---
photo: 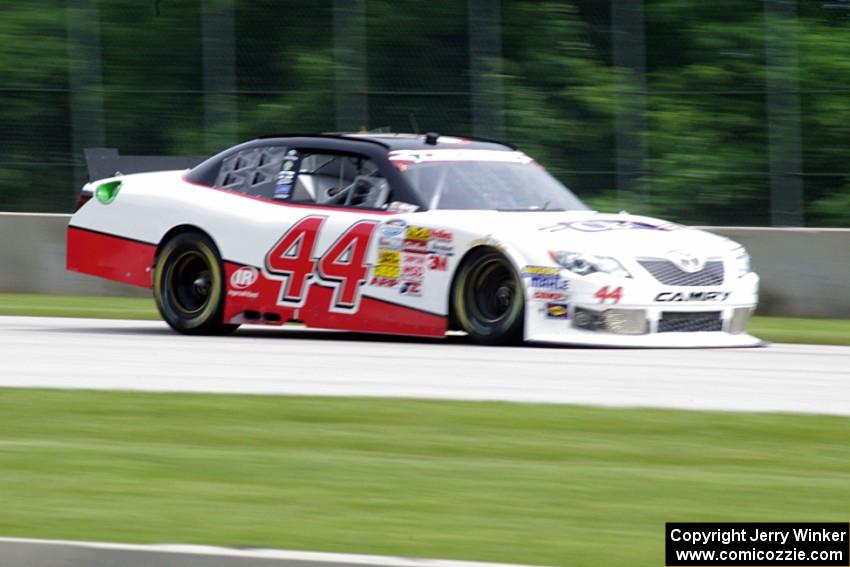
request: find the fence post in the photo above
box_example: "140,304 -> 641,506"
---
611,0 -> 649,211
66,0 -> 105,190
334,0 -> 368,132
764,0 -> 804,226
201,0 -> 238,154
468,0 -> 505,141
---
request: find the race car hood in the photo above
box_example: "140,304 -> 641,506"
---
428,210 -> 741,260
517,211 -> 737,258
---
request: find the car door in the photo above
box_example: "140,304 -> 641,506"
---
213,142 -> 443,336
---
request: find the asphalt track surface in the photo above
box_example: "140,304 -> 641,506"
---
2,316 -> 848,415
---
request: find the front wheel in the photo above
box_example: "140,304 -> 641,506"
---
452,249 -> 524,345
153,232 -> 238,335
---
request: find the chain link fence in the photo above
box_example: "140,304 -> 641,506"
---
1,0 -> 849,226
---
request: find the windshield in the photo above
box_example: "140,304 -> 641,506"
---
397,156 -> 589,211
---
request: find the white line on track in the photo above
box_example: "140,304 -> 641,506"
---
0,537 -> 533,566
1,316 -> 848,416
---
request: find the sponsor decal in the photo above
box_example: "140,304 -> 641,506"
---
533,290 -> 567,302
655,291 -> 730,302
401,265 -> 424,279
386,201 -> 419,213
378,249 -> 400,265
546,303 -> 569,319
374,249 -> 400,280
529,274 -> 568,289
595,285 -> 622,304
370,276 -> 397,288
230,266 -> 259,289
524,266 -> 560,276
404,226 -> 431,254
523,266 -> 569,291
378,236 -> 403,251
405,226 -> 431,242
431,228 -> 453,242
404,254 -> 425,265
274,160 -> 298,199
228,289 -> 259,299
404,239 -> 429,254
373,265 -> 400,278
428,241 -> 454,256
540,220 -> 681,233
399,280 -> 422,296
428,228 -> 454,256
273,184 -> 292,198
381,219 -> 407,238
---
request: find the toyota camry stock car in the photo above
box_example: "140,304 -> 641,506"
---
67,133 -> 761,347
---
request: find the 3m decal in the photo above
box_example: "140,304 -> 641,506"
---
428,255 -> 448,271
264,216 -> 378,311
594,285 -> 623,304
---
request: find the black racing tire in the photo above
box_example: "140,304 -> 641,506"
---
452,249 -> 524,345
153,232 -> 239,335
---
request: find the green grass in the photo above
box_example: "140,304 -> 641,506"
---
748,316 -> 850,346
1,390 -> 849,566
0,292 -> 158,320
0,292 -> 848,345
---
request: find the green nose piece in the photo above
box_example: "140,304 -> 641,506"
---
95,180 -> 122,204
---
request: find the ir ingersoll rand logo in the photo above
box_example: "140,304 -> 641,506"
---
230,266 -> 259,289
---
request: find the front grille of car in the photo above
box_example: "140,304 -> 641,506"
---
658,311 -> 723,333
638,260 -> 724,286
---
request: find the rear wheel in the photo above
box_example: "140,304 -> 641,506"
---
452,249 -> 524,345
153,232 -> 238,335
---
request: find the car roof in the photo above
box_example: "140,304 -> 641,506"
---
256,132 -> 515,152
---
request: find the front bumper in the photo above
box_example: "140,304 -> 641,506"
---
523,271 -> 762,348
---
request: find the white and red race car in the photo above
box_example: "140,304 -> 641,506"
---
67,133 -> 760,347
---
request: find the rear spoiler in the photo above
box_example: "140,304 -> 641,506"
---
84,148 -> 205,182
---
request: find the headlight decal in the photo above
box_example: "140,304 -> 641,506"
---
549,250 -> 632,278
733,247 -> 751,278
